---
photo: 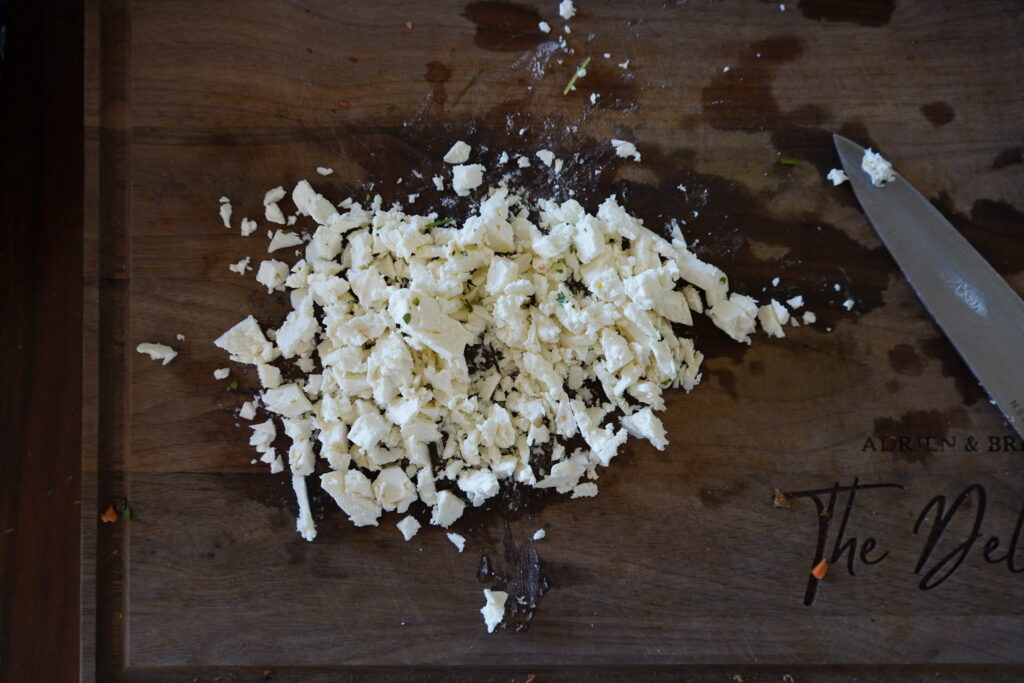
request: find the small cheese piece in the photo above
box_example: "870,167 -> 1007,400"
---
219,199 -> 232,228
239,401 -> 257,420
620,407 -> 668,450
432,175 -> 444,191
213,367 -> 230,380
457,468 -> 499,507
292,473 -> 317,542
786,295 -> 804,310
558,0 -> 576,20
430,490 -> 466,528
136,342 -> 177,365
228,256 -> 252,274
443,140 -> 472,164
516,156 -> 531,168
214,315 -> 277,365
447,532 -> 466,552
826,168 -> 849,186
256,259 -> 289,293
802,311 -> 816,324
268,230 -> 304,253
532,528 -> 546,541
317,167 -> 334,176
610,139 -> 641,161
757,299 -> 790,338
264,186 -> 287,224
843,298 -> 855,310
397,515 -> 421,541
536,149 -> 556,167
321,469 -> 382,527
571,482 -> 598,498
262,383 -> 313,418
861,148 -> 896,187
451,164 -> 485,196
538,20 -> 551,33
481,589 -> 507,634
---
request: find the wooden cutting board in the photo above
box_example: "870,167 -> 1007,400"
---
82,1 -> 1024,680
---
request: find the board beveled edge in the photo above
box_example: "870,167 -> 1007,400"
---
82,0 -> 133,681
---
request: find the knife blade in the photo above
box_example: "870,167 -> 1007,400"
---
833,134 -> 1024,439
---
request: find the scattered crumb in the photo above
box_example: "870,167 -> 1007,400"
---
316,167 -> 334,176
533,528 -> 546,541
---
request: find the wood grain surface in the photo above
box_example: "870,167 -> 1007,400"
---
81,0 -> 1024,680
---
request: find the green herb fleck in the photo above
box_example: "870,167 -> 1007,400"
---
463,300 -> 474,313
568,244 -> 576,254
387,104 -> 397,111
122,500 -> 134,520
460,249 -> 468,256
281,228 -> 294,234
277,109 -> 290,118
364,193 -> 371,203
563,55 -> 592,96
719,276 -> 727,284
778,156 -> 799,166
413,297 -> 420,306
661,378 -> 673,387
556,268 -> 564,273
425,217 -> 454,228
402,312 -> 411,324
556,292 -> 568,305
226,380 -> 239,391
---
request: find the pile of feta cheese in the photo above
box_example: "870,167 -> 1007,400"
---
212,141 -> 795,547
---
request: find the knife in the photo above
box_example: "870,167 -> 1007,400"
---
833,134 -> 1024,439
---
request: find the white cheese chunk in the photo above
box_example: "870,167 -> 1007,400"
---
786,295 -> 804,310
447,532 -> 466,552
321,469 -> 382,527
262,383 -> 313,418
480,589 -> 507,633
451,164 -> 485,196
430,490 -> 466,528
136,342 -> 177,365
397,515 -> 421,541
861,148 -> 896,187
213,368 -> 230,380
317,167 -> 334,176
268,229 -> 304,253
239,401 -> 257,420
256,259 -> 289,293
539,20 -> 551,33
229,256 -> 252,275
532,528 -> 546,541
219,200 -> 232,228
826,168 -> 849,186
558,0 -> 576,20
443,140 -> 472,164
611,139 -> 641,161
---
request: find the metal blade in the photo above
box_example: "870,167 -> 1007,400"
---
834,134 -> 1024,438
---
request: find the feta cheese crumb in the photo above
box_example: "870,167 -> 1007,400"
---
239,401 -> 257,420
861,148 -> 896,187
239,218 -> 257,237
532,528 -> 546,541
826,168 -> 849,186
571,482 -> 598,498
432,175 -> 444,191
786,295 -> 804,310
397,515 -> 421,541
498,151 -> 509,164
802,311 -> 816,324
536,149 -> 556,167
539,20 -> 551,33
558,0 -> 576,20
842,298 -> 855,310
256,259 -> 289,292
316,167 -> 334,176
447,532 -> 466,552
263,186 -> 287,224
451,164 -> 485,196
213,367 -> 230,380
610,139 -> 641,162
136,342 -> 177,365
176,333 -> 186,341
618,59 -> 629,69
589,93 -> 599,104
516,155 -> 531,168
219,200 -> 232,228
481,589 -> 507,633
268,229 -> 304,253
443,140 -> 472,164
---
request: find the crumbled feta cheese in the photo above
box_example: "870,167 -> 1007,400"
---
432,175 -> 444,191
219,199 -> 232,228
516,155 -> 531,168
498,151 -> 509,165
317,167 -> 334,176
861,148 -> 896,187
610,139 -> 641,162
842,298 -> 855,310
532,528 -> 546,541
176,333 -> 186,341
430,490 -> 466,528
451,164 -> 485,196
268,230 -> 304,253
571,482 -> 598,498
536,149 -> 556,167
539,20 -> 551,33
558,0 -> 576,20
785,295 -> 804,310
771,277 -> 780,287
802,311 -> 816,324
618,59 -> 629,69
447,532 -> 466,552
136,342 -> 177,365
826,168 -> 849,186
256,259 -> 289,292
240,218 -> 258,237
213,367 -> 230,380
590,93 -> 599,104
239,401 -> 257,420
443,140 -> 472,164
397,515 -> 421,541
481,589 -> 507,633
